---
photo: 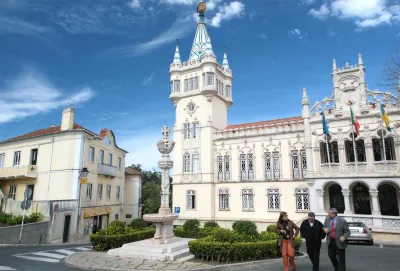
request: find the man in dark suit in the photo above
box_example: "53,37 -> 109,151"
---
300,212 -> 326,271
324,208 -> 351,271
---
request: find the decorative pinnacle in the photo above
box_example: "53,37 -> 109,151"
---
358,53 -> 363,65
333,59 -> 337,71
302,88 -> 309,106
197,1 -> 206,22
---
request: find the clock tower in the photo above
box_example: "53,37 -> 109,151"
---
169,1 -> 233,187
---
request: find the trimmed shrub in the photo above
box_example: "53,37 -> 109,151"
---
232,220 -> 258,236
182,219 -> 200,232
0,212 -> 12,224
130,218 -> 148,230
90,228 -> 155,251
260,231 -> 279,241
4,212 -> 42,226
266,224 -> 277,233
174,227 -> 211,239
204,221 -> 219,229
97,220 -> 126,235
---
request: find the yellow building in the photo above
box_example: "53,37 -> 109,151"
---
0,107 -> 130,243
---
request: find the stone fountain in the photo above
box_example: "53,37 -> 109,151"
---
107,127 -> 193,261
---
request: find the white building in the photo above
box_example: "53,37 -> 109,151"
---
170,2 -> 400,237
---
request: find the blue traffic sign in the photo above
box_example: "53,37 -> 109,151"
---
174,207 -> 180,214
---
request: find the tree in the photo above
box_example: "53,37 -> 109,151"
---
382,48 -> 400,92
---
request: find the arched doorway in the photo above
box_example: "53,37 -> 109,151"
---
352,183 -> 371,215
329,184 -> 345,213
379,184 -> 399,216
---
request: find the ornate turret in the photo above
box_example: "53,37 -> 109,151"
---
222,50 -> 230,70
189,1 -> 214,61
173,44 -> 181,66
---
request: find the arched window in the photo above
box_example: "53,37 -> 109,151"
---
192,151 -> 200,173
345,133 -> 366,162
267,188 -> 280,210
240,153 -> 254,180
184,123 -> 190,140
219,188 -> 229,210
292,150 -> 307,179
183,152 -> 190,173
320,141 -> 339,163
242,189 -> 254,210
372,132 -> 396,161
265,151 -> 280,180
217,155 -> 231,181
186,190 -> 195,209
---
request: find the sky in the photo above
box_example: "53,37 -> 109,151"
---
0,0 -> 399,170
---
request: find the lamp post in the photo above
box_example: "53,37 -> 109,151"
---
77,167 -> 89,238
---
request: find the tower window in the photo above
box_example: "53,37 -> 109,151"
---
173,80 -> 180,93
226,85 -> 231,97
184,123 -> 190,139
193,122 -> 199,139
206,72 -> 214,86
192,151 -> 200,172
194,77 -> 199,90
183,152 -> 190,173
189,78 -> 194,91
184,79 -> 188,92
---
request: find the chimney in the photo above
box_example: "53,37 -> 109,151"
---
61,108 -> 75,131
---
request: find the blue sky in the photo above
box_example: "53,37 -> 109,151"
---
0,0 -> 399,170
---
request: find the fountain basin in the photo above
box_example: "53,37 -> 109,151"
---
144,213 -> 179,223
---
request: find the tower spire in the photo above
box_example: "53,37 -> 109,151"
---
173,38 -> 181,66
222,45 -> 230,70
189,1 -> 214,62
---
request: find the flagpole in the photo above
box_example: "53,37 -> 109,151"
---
325,134 -> 332,175
350,106 -> 358,174
379,103 -> 388,169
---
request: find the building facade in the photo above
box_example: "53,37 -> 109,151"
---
123,168 -> 143,223
170,3 -> 400,233
0,107 -> 129,243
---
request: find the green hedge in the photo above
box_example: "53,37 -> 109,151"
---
90,228 -> 155,251
0,212 -> 43,226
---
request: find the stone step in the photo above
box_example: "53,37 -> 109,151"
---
175,253 -> 195,262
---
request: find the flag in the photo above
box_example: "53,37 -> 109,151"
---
350,107 -> 360,136
381,104 -> 392,132
322,112 -> 329,136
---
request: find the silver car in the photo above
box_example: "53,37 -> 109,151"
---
347,222 -> 374,245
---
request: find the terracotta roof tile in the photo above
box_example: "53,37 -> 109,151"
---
125,168 -> 144,175
225,116 -> 303,130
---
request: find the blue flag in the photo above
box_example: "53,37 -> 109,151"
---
322,112 -> 329,136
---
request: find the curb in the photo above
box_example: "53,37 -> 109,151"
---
64,251 -> 308,271
0,242 -> 91,248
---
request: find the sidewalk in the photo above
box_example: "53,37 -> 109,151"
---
64,251 -> 307,271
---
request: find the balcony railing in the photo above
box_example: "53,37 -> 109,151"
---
319,161 -> 399,177
0,165 -> 38,179
98,163 -> 117,178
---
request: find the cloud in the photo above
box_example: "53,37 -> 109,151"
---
288,28 -> 308,40
308,0 -> 400,29
140,73 -> 154,86
0,71 -> 94,124
302,0 -> 316,4
94,112 -> 130,122
210,1 -> 245,28
106,15 -> 195,58
249,11 -> 256,20
128,0 -> 141,9
327,28 -> 336,36
258,33 -> 267,39
0,15 -> 51,36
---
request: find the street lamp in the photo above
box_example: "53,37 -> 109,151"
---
80,167 -> 89,178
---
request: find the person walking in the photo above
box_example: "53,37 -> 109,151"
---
324,208 -> 351,271
277,211 -> 300,271
300,212 -> 326,271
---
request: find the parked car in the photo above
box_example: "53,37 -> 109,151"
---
347,222 -> 374,245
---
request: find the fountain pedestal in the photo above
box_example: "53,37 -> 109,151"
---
107,127 -> 193,262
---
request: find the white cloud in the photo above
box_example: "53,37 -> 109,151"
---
128,0 -> 141,9
210,1 -> 245,28
258,33 -> 267,39
302,0 -> 316,4
161,0 -> 196,4
308,0 -> 400,29
309,4 -> 330,20
140,73 -> 154,86
0,71 -> 94,124
288,28 -> 308,40
0,15 -> 51,36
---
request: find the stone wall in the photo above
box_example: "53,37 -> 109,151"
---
0,221 -> 49,244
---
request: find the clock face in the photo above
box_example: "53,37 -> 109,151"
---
104,136 -> 111,146
187,102 -> 196,113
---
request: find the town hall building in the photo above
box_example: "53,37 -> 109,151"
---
170,2 -> 400,234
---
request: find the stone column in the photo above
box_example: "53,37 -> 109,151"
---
369,189 -> 381,215
314,147 -> 321,176
305,141 -> 314,177
342,189 -> 353,214
365,141 -> 374,172
338,143 -> 346,174
317,189 -> 325,212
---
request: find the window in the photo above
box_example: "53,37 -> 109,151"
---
345,139 -> 366,162
183,152 -> 190,173
202,73 -> 205,86
89,147 -> 95,163
189,78 -> 194,91
9,185 -> 17,200
226,85 -> 231,97
224,155 -> 230,181
106,185 -> 111,200
0,153 -> 5,168
194,77 -> 199,90
242,189 -> 254,210
184,79 -> 188,92
219,188 -> 229,210
26,184 -> 34,200
206,72 -> 214,86
30,149 -> 38,165
240,153 -> 254,180
267,188 -> 280,210
86,184 -> 92,200
171,81 -> 174,93
13,151 -> 21,166
97,184 -> 103,199
193,123 -> 199,139
192,151 -> 200,173
108,153 -> 113,165
187,190 -> 195,209
372,137 -> 396,161
295,188 -> 309,211
217,156 -> 223,181
116,186 -> 120,200
184,123 -> 190,140
100,150 -> 104,164
301,150 -> 307,178
320,141 -> 339,163
173,80 -> 180,93
118,158 -> 121,170
292,151 -> 300,179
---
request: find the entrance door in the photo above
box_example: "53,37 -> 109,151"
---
93,216 -> 98,234
98,215 -> 103,231
352,183 -> 371,215
63,215 -> 71,243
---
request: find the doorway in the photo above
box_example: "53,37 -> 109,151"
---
63,215 -> 71,243
352,183 -> 371,215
